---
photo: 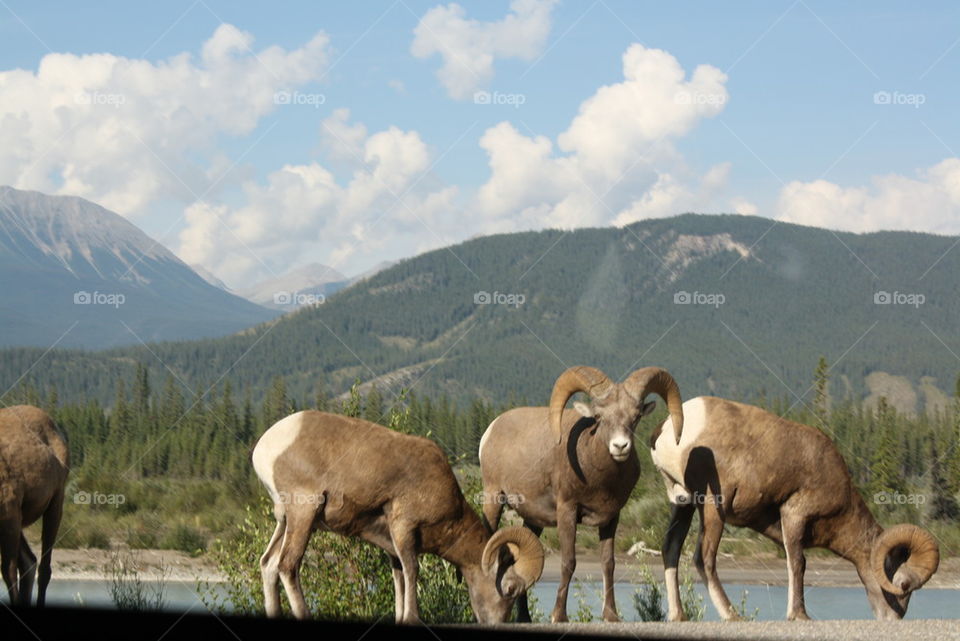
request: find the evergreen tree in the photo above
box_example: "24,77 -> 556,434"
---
813,356 -> 830,427
261,376 -> 291,427
869,397 -> 903,496
314,378 -> 330,412
929,437 -> 960,520
363,385 -> 385,424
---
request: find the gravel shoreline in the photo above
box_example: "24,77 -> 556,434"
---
477,620 -> 960,641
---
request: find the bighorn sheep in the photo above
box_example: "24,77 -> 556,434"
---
479,366 -> 684,622
0,405 -> 70,606
651,396 -> 940,621
252,410 -> 545,623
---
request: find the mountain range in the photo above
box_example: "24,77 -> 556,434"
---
2,207 -> 959,416
237,260 -> 395,310
0,186 -> 279,348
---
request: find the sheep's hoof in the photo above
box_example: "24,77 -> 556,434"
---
602,611 -> 621,623
724,612 -> 744,622
667,611 -> 687,622
788,611 -> 811,621
551,611 -> 569,623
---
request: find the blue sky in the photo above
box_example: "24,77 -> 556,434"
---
1,1 -> 958,286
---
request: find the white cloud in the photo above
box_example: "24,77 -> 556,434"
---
411,0 -> 557,99
173,41 -> 731,287
559,45 -> 728,178
730,197 -> 759,216
776,158 -> 960,234
178,110 -> 459,287
472,43 -> 730,232
0,24 -> 331,215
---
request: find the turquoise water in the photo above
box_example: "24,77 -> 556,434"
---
531,581 -> 960,621
10,579 -> 960,621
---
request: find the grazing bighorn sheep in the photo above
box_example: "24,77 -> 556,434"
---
0,405 -> 70,606
651,396 -> 940,621
479,366 -> 684,622
252,410 -> 544,623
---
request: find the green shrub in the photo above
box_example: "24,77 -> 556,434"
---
163,524 -> 207,556
126,526 -> 159,549
85,529 -> 111,550
632,560 -> 704,621
200,497 -> 474,622
571,580 -> 595,622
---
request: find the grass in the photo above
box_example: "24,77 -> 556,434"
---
106,550 -> 168,611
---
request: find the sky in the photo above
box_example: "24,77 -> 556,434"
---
1,1 -> 958,288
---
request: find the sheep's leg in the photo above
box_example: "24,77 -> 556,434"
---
260,515 -> 286,617
781,512 -> 810,621
389,556 -> 405,624
0,521 -> 21,605
515,522 -> 542,623
550,502 -> 577,623
599,515 -> 621,622
662,502 -> 695,621
388,521 -> 421,624
36,491 -> 63,608
695,505 -> 739,621
277,508 -> 316,620
16,536 -> 36,606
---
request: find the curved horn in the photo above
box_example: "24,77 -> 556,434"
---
481,526 -> 545,590
623,367 -> 684,444
548,366 -> 613,444
871,524 -> 940,596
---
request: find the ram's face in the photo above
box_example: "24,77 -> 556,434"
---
574,387 -> 656,463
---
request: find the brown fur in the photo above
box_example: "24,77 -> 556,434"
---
480,386 -> 658,622
655,396 -> 934,621
0,405 -> 70,606
254,411 -> 541,624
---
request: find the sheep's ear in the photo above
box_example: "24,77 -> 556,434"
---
640,401 -> 657,417
573,401 -> 593,418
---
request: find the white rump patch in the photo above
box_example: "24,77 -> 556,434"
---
252,411 -> 304,503
650,397 -> 709,503
478,415 -> 500,465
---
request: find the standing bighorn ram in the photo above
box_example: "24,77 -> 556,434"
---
651,396 -> 940,621
479,366 -> 684,622
0,405 -> 70,606
252,410 -> 545,623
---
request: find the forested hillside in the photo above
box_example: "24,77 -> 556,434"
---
2,214 -> 959,415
